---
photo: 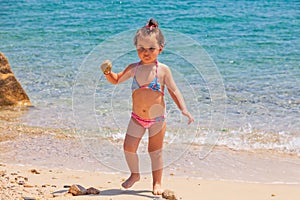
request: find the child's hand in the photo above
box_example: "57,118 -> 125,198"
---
182,110 -> 194,125
101,60 -> 112,74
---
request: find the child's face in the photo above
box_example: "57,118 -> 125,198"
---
136,36 -> 162,64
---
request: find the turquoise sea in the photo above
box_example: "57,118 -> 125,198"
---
1,0 -> 300,183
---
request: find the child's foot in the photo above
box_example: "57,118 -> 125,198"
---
153,183 -> 163,195
122,173 -> 140,189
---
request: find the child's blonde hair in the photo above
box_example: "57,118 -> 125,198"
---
134,18 -> 165,48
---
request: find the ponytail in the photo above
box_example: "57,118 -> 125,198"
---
134,18 -> 165,47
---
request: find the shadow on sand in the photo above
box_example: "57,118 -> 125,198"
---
100,189 -> 160,199
53,188 -> 161,199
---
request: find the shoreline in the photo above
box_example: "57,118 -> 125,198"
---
1,121 -> 300,185
1,163 -> 300,200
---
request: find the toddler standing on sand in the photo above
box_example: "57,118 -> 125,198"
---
100,18 -> 194,195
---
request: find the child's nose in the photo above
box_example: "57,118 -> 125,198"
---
143,49 -> 151,54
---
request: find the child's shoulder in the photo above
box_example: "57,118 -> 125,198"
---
127,62 -> 138,68
158,62 -> 170,70
124,62 -> 141,76
158,62 -> 171,74
125,62 -> 138,71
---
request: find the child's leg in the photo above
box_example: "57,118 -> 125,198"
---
148,121 -> 166,195
122,118 -> 146,189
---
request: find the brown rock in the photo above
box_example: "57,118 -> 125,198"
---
0,170 -> 5,177
162,189 -> 178,200
23,184 -> 34,188
68,184 -> 87,196
0,51 -> 31,106
17,180 -> 25,185
86,187 -> 100,195
30,169 -> 40,174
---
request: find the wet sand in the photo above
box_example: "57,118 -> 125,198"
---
1,121 -> 300,199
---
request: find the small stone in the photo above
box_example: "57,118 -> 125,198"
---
18,180 -> 25,185
30,169 -> 40,174
0,170 -> 6,176
68,184 -> 87,196
23,184 -> 34,188
162,189 -> 178,200
63,185 -> 71,188
86,187 -> 100,195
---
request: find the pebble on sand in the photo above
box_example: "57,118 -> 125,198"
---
68,184 -> 101,196
68,184 -> 87,196
30,169 -> 40,174
162,189 -> 179,200
86,187 -> 100,195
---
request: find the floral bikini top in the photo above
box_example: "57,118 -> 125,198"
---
131,61 -> 164,95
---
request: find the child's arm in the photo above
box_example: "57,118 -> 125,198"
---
164,66 -> 194,124
100,60 -> 133,84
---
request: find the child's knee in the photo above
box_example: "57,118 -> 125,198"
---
149,149 -> 163,170
148,149 -> 163,159
123,143 -> 138,153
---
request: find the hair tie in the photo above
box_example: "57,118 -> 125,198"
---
145,24 -> 156,30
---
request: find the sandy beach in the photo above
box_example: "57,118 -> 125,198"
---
1,163 -> 300,200
1,121 -> 300,199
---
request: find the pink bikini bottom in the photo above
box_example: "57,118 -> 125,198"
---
131,112 -> 165,129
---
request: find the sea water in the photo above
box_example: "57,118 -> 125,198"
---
1,0 -> 299,183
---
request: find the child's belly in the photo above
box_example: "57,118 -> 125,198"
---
132,89 -> 165,119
